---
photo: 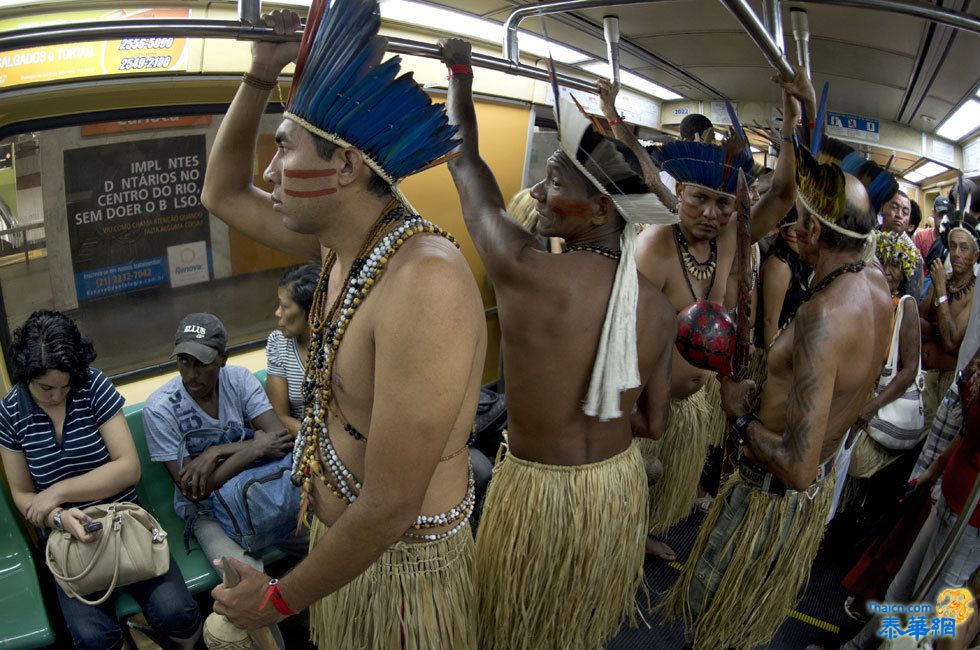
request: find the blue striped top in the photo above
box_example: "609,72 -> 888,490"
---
0,368 -> 136,508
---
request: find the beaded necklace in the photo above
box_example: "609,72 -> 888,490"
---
292,202 -> 475,541
672,223 -> 717,300
768,260 -> 865,348
563,242 -> 622,260
946,273 -> 976,303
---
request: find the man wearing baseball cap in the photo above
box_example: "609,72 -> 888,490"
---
143,313 -> 304,646
916,194 -> 949,278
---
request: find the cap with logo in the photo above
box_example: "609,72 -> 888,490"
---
172,313 -> 227,364
934,196 -> 950,214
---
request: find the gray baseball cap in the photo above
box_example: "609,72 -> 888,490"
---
934,196 -> 949,213
172,313 -> 227,364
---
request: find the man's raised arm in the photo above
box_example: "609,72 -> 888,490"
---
750,69 -> 815,243
597,80 -> 677,211
440,39 -> 541,277
201,10 -> 320,261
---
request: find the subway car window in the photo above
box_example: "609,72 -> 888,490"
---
0,112 -> 304,377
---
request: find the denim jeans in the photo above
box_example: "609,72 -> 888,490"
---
54,553 -> 200,650
842,495 -> 980,649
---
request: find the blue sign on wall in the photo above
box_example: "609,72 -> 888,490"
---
826,111 -> 880,142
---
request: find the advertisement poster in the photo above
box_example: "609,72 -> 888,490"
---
64,134 -> 212,301
0,8 -> 190,88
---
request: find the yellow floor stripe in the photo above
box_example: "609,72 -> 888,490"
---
664,560 -> 840,634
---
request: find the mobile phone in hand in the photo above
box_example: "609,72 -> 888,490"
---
83,520 -> 103,533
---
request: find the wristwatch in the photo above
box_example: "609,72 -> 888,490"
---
935,294 -> 948,306
731,413 -> 759,445
52,508 -> 65,531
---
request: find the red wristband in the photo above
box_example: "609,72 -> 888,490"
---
608,116 -> 625,126
448,64 -> 473,77
259,579 -> 296,617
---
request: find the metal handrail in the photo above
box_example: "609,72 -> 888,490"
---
0,20 -> 598,95
718,0 -> 796,80
501,0 -> 656,65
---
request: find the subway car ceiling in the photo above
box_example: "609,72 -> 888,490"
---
0,0 -> 978,189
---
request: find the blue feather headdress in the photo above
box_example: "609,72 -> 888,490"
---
284,0 -> 458,204
649,100 -> 755,197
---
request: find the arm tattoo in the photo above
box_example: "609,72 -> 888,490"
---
784,308 -> 829,463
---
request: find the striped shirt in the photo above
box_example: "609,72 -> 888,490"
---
265,329 -> 305,418
0,368 -> 135,508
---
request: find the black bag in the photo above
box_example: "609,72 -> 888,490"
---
470,388 -> 507,459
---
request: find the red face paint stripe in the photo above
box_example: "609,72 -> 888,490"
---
550,197 -> 591,218
283,188 -> 338,198
283,168 -> 337,178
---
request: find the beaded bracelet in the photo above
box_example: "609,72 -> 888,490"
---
608,116 -> 625,126
242,72 -> 277,91
448,64 -> 473,77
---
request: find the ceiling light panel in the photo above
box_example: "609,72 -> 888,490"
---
379,0 -> 589,64
936,99 -> 980,142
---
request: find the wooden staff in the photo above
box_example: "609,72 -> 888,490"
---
722,169 -> 754,476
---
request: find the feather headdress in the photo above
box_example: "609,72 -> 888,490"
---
795,83 -> 872,240
817,139 -> 897,216
284,0 -> 458,206
555,96 -> 676,421
649,100 -> 755,197
875,231 -> 918,280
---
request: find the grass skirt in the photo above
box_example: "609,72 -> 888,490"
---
308,517 -> 476,650
663,470 -> 836,649
475,443 -> 648,650
702,375 -> 729,449
641,388 -> 712,535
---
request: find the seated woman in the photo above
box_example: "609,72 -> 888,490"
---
265,264 -> 320,436
0,310 -> 200,650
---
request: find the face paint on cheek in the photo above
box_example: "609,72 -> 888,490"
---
283,167 -> 338,198
550,197 -> 591,218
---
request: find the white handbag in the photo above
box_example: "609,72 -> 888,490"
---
867,295 -> 926,450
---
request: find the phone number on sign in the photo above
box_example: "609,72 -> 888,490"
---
94,268 -> 155,289
119,56 -> 173,71
118,37 -> 175,50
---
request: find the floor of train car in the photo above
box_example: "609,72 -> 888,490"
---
609,508 -> 866,650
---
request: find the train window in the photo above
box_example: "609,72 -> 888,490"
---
0,111 -> 306,379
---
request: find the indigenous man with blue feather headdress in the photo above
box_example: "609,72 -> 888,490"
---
201,3 -> 486,647
661,75 -> 893,649
440,37 -> 678,650
603,72 -> 806,562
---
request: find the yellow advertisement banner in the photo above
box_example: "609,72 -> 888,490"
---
0,8 -> 190,89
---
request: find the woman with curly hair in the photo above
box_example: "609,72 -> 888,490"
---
0,310 -> 200,650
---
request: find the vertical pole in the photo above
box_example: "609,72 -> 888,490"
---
762,0 -> 785,53
238,0 -> 261,26
790,7 -> 811,78
603,16 -> 621,86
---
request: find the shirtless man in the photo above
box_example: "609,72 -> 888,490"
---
203,8 -> 486,647
919,223 -> 979,436
665,134 -> 892,649
441,39 -> 675,650
604,74 -> 807,559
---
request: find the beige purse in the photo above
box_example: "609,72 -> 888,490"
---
45,502 -> 170,605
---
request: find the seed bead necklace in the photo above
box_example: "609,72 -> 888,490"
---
946,273 -> 976,303
292,201 -> 475,541
672,224 -> 717,301
563,243 -> 622,260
